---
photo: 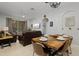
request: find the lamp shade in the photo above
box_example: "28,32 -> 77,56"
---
3,27 -> 9,31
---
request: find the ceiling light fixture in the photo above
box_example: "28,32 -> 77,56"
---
45,2 -> 61,8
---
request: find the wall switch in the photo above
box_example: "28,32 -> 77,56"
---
77,28 -> 79,30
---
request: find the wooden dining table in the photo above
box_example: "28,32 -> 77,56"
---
32,37 -> 65,49
32,35 -> 71,55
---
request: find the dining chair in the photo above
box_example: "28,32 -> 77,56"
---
56,39 -> 71,56
68,37 -> 73,54
32,42 -> 48,56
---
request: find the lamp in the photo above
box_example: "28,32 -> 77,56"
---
3,27 -> 9,31
3,27 -> 9,36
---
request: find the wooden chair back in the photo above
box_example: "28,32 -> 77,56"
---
61,39 -> 70,52
32,42 -> 47,56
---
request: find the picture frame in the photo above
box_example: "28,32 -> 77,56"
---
50,21 -> 53,27
65,16 -> 75,27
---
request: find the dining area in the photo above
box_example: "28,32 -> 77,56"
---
32,34 -> 73,56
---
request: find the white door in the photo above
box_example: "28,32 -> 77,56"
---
62,10 -> 79,45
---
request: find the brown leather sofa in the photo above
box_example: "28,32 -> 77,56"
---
18,31 -> 42,46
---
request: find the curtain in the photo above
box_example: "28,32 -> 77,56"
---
6,17 -> 27,35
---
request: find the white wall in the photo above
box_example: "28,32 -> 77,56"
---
48,2 -> 79,45
0,15 -> 31,32
1,2 -> 79,45
29,2 -> 79,45
0,15 -> 6,27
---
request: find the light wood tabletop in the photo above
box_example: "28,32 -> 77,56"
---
32,36 -> 70,50
0,36 -> 13,40
46,40 -> 65,50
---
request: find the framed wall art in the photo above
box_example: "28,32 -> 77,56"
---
65,16 -> 75,27
50,21 -> 53,27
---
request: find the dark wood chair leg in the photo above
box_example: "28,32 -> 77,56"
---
66,50 -> 69,56
1,43 -> 4,49
33,51 -> 34,56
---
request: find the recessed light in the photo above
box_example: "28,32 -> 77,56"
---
30,8 -> 35,10
22,16 -> 25,18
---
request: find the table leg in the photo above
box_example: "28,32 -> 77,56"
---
1,43 -> 4,49
8,41 -> 11,46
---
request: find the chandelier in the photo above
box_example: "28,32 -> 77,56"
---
45,2 -> 61,8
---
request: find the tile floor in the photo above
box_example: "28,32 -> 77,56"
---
0,41 -> 79,56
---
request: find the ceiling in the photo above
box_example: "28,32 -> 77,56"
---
0,2 -> 56,20
0,2 -> 77,20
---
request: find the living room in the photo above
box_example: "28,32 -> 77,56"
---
0,1 -> 79,56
